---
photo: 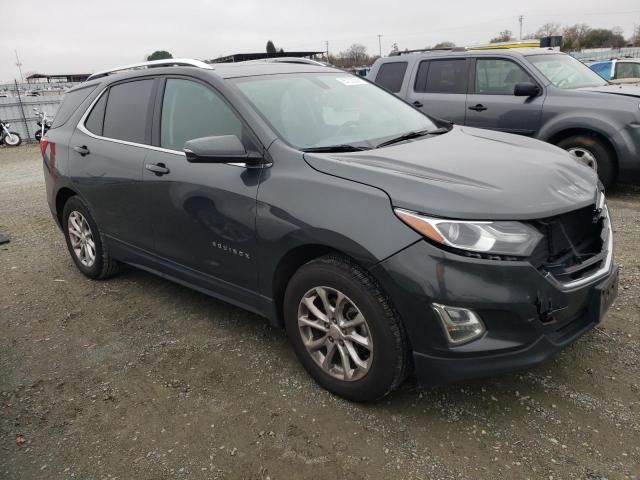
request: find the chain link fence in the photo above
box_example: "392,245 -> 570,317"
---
0,81 -> 81,143
569,47 -> 640,62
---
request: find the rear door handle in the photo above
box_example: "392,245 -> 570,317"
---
468,104 -> 487,112
145,162 -> 170,176
412,101 -> 423,108
73,145 -> 90,156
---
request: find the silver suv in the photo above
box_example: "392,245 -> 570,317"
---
370,48 -> 640,188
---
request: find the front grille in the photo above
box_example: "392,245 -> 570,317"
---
529,201 -> 608,284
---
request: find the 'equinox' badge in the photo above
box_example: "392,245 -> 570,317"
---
212,242 -> 251,260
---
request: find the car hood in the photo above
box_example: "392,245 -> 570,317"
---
303,126 -> 598,220
577,83 -> 640,97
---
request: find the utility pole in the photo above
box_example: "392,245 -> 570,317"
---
518,15 -> 524,41
15,50 -> 24,83
377,34 -> 383,57
325,40 -> 329,61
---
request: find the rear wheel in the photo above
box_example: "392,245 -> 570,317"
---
284,255 -> 409,402
557,135 -> 616,188
62,196 -> 119,279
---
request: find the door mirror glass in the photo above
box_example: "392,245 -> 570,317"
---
183,135 -> 247,163
513,83 -> 540,97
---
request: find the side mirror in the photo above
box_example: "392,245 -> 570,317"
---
513,83 -> 540,97
183,135 -> 262,166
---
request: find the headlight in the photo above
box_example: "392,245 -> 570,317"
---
394,208 -> 543,256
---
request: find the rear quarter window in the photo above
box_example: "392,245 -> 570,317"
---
374,62 -> 408,93
50,85 -> 97,129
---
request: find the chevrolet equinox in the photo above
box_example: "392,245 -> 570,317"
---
41,59 -> 618,402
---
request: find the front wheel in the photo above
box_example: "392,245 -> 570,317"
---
283,255 -> 409,402
557,135 -> 616,188
3,131 -> 22,146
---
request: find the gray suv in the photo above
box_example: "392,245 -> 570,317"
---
370,48 -> 640,187
41,58 -> 617,402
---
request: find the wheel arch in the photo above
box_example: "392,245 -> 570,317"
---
544,127 -> 619,173
269,242 -> 389,329
55,187 -> 79,227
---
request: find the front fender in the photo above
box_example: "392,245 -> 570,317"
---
255,141 -> 421,300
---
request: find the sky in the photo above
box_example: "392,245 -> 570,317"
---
2,0 -> 639,82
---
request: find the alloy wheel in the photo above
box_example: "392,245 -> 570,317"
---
68,211 -> 96,267
568,147 -> 598,171
297,286 -> 373,381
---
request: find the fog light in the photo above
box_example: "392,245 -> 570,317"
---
432,303 -> 485,344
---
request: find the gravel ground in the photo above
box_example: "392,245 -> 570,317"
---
1,144 -> 639,480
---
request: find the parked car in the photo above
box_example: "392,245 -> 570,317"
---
369,48 -> 640,187
41,58 -> 617,402
588,58 -> 640,84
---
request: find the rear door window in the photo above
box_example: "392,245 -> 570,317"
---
475,58 -> 535,94
374,62 -> 408,93
102,79 -> 154,144
424,59 -> 467,94
50,85 -> 97,129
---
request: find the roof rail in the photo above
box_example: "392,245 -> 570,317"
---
87,58 -> 213,81
240,57 -> 330,66
390,47 -> 467,56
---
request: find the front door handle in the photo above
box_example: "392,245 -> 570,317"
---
468,104 -> 487,112
145,162 -> 170,176
413,100 -> 423,108
73,145 -> 90,156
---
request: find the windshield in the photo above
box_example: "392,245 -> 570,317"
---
233,73 -> 438,149
526,54 -> 608,89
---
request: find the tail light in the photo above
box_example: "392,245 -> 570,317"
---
39,136 -> 49,156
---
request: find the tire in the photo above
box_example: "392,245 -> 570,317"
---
283,254 -> 409,402
557,135 -> 616,189
3,131 -> 22,146
62,196 -> 119,279
34,130 -> 41,142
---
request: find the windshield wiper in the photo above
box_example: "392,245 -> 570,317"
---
375,127 -> 449,148
301,144 -> 368,153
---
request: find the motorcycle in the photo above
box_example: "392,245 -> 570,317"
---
0,119 -> 22,147
33,108 -> 52,141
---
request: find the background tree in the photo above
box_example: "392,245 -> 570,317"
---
330,44 -> 375,68
266,40 -> 276,54
490,30 -> 514,43
632,25 -> 640,46
434,41 -> 456,49
147,50 -> 173,61
561,24 -> 591,51
582,28 -> 625,49
388,43 -> 399,55
341,43 -> 368,65
534,22 -> 561,38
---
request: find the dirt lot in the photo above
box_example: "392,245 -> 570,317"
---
1,144 -> 639,479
